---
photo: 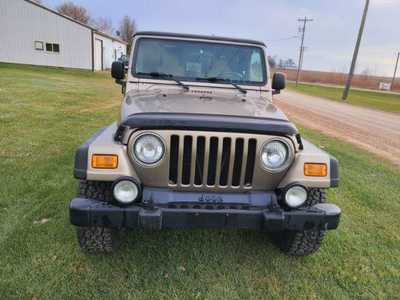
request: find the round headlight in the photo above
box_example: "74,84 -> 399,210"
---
133,134 -> 165,165
261,140 -> 289,171
285,185 -> 308,208
113,180 -> 139,204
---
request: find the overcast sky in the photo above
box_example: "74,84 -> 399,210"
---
44,0 -> 400,77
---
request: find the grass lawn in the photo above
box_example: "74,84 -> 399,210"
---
1,63 -> 399,299
287,82 -> 400,113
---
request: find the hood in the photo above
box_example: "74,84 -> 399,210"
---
121,90 -> 288,122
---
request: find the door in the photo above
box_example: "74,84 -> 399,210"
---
94,39 -> 103,71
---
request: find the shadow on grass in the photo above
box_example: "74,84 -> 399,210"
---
80,228 -> 296,273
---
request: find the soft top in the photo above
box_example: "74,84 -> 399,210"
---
134,31 -> 266,47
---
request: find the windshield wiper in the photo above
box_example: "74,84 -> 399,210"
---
137,72 -> 189,91
197,77 -> 247,95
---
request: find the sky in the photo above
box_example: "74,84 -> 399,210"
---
43,0 -> 400,77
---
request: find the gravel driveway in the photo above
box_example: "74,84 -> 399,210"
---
274,90 -> 400,166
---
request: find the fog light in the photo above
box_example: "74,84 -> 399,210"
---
113,180 -> 139,204
285,185 -> 308,208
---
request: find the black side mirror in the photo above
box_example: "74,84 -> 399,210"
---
111,61 -> 125,80
272,72 -> 286,95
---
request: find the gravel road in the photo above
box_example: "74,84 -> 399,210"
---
274,90 -> 400,166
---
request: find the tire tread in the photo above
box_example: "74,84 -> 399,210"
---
78,180 -> 113,202
75,181 -> 118,253
273,188 -> 327,257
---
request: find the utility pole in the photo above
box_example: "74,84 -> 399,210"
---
391,52 -> 400,91
342,0 -> 370,101
296,17 -> 313,87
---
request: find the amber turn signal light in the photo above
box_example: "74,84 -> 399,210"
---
92,154 -> 118,169
304,163 -> 327,177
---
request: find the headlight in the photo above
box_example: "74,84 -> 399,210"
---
284,185 -> 308,208
113,179 -> 139,204
261,140 -> 290,171
133,134 -> 165,165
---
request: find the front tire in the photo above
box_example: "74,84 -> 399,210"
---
78,180 -> 113,202
272,188 -> 327,256
75,181 -> 120,254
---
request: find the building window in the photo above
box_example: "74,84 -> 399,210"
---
53,44 -> 60,53
34,41 -> 44,51
46,43 -> 53,52
45,43 -> 61,53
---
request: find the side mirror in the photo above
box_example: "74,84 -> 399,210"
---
272,72 -> 286,95
111,61 -> 125,80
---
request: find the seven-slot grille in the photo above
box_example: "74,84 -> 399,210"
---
169,135 -> 257,188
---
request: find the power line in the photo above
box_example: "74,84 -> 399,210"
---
391,52 -> 400,91
296,17 -> 313,87
342,0 -> 370,101
266,35 -> 299,43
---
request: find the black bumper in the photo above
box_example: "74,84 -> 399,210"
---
70,198 -> 341,231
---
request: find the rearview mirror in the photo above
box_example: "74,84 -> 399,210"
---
111,61 -> 125,81
272,72 -> 286,95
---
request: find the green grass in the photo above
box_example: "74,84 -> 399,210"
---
1,63 -> 399,299
287,82 -> 400,113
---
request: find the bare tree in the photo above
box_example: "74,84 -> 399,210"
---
119,16 -> 136,51
361,67 -> 370,76
94,17 -> 113,34
56,1 -> 91,24
267,56 -> 277,69
360,67 -> 371,81
277,58 -> 296,69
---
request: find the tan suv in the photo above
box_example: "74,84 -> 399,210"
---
70,32 -> 340,256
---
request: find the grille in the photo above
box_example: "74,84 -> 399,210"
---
169,135 -> 257,188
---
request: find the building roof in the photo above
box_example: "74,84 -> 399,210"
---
134,31 -> 266,47
24,0 -> 128,45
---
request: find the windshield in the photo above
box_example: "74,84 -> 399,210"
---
133,38 -> 266,85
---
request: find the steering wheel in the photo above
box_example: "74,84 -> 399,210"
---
217,71 -> 244,81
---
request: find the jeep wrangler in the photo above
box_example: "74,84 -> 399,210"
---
70,32 -> 340,256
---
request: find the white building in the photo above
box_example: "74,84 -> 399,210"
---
0,0 -> 127,71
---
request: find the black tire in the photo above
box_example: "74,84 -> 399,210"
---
305,188 -> 326,207
76,180 -> 120,253
76,226 -> 119,254
272,188 -> 327,256
78,180 -> 113,202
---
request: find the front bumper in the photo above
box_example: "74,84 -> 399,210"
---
70,198 -> 341,231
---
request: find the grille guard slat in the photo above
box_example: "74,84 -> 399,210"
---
169,134 -> 257,189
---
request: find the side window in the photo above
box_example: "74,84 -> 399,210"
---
34,41 -> 44,51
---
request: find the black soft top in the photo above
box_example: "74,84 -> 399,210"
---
134,31 -> 266,47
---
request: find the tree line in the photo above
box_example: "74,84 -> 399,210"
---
267,56 -> 297,69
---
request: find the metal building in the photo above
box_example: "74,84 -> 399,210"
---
0,0 -> 127,71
